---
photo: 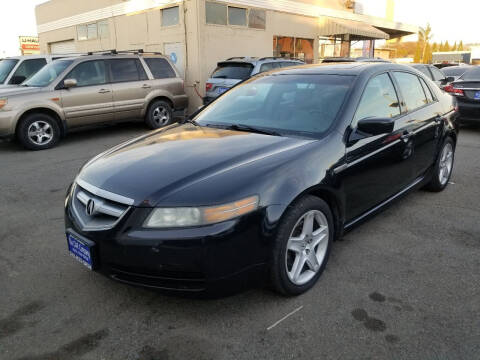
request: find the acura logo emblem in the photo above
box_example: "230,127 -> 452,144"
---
86,199 -> 96,216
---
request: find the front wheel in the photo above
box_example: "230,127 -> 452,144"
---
17,113 -> 61,150
270,196 -> 333,296
424,137 -> 455,192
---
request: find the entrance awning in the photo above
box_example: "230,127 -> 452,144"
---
319,18 -> 390,41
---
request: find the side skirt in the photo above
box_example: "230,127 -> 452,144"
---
343,175 -> 426,231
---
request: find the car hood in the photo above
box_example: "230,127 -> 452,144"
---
78,124 -> 314,206
0,86 -> 43,97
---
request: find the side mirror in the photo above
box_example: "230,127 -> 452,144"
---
357,117 -> 395,136
9,75 -> 26,85
63,78 -> 77,89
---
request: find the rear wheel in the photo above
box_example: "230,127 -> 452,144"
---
17,113 -> 60,150
145,100 -> 173,129
425,137 -> 455,192
270,196 -> 333,296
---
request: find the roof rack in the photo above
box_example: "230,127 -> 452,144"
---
258,56 -> 304,62
85,49 -> 163,56
226,56 -> 258,61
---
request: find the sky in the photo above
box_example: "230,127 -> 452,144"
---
0,0 -> 478,56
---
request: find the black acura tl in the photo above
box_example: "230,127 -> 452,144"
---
65,63 -> 458,296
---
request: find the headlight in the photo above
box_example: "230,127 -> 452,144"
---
144,196 -> 259,228
0,99 -> 7,110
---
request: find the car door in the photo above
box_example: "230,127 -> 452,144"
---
108,58 -> 150,121
60,60 -> 114,127
391,71 -> 441,178
341,72 -> 416,221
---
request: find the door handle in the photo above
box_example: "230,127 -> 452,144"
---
141,84 -> 151,89
98,89 -> 110,94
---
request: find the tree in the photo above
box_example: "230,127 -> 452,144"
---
414,42 -> 422,63
423,42 -> 432,64
444,40 -> 451,52
432,42 -> 439,53
418,23 -> 433,62
458,40 -> 464,51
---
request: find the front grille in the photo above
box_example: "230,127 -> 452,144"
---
71,181 -> 131,231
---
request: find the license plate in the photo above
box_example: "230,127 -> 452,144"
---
216,87 -> 229,95
67,233 -> 94,270
474,91 -> 480,100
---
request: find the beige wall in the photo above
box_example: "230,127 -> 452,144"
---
35,0 -> 352,111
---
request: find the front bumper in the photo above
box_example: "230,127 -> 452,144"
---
65,198 -> 271,294
0,110 -> 16,138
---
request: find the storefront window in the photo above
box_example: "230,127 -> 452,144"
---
162,6 -> 179,27
228,7 -> 247,26
206,2 -> 227,25
248,9 -> 266,29
295,38 -> 314,64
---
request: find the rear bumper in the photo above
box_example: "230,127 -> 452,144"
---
457,101 -> 480,121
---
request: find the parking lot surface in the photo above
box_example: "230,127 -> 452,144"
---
1,123 -> 479,360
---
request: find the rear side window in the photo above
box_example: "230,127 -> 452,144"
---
211,63 -> 253,80
413,65 -> 431,79
67,60 -> 106,87
393,72 -> 428,112
355,73 -> 400,121
144,58 -> 176,79
109,59 -> 143,83
10,58 -> 47,84
419,78 -> 434,103
430,66 -> 446,81
259,62 -> 276,73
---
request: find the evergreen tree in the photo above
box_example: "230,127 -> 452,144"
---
444,41 -> 451,52
414,42 -> 422,63
423,42 -> 432,64
458,41 -> 464,51
432,42 -> 439,53
452,41 -> 457,51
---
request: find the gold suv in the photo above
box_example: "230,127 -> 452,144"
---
0,52 -> 188,150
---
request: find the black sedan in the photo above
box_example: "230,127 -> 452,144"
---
65,63 -> 458,296
444,66 -> 480,121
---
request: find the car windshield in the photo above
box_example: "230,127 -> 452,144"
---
0,59 -> 19,83
442,66 -> 471,77
195,74 -> 353,138
459,67 -> 480,81
211,63 -> 254,80
23,60 -> 73,87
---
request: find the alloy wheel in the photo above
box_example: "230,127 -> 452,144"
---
285,210 -> 329,286
438,142 -> 453,185
27,121 -> 53,146
152,106 -> 170,127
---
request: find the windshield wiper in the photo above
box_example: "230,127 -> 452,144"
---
222,124 -> 282,136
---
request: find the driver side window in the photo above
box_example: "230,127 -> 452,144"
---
354,73 -> 400,122
65,60 -> 106,87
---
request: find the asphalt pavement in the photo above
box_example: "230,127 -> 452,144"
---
1,123 -> 479,360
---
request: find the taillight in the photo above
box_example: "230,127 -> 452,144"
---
444,84 -> 464,96
206,83 -> 213,92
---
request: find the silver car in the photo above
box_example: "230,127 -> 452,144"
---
0,55 -> 61,86
204,57 -> 304,104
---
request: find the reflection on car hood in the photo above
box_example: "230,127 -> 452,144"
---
0,86 -> 43,97
78,123 -> 313,206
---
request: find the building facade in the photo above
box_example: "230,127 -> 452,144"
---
35,0 -> 417,109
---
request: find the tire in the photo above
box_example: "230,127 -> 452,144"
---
270,195 -> 334,296
145,100 -> 173,129
16,113 -> 61,150
424,137 -> 455,192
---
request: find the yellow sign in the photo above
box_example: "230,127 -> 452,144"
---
19,36 -> 40,55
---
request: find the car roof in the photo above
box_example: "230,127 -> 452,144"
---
3,55 -> 52,60
219,57 -> 304,65
55,53 -> 167,62
268,62 -> 416,76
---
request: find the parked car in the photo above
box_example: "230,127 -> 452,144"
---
408,64 -> 454,88
204,57 -> 304,104
322,57 -> 390,63
444,66 -> 480,121
441,65 -> 475,82
65,63 -> 458,296
0,52 -> 188,150
0,55 -> 62,86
